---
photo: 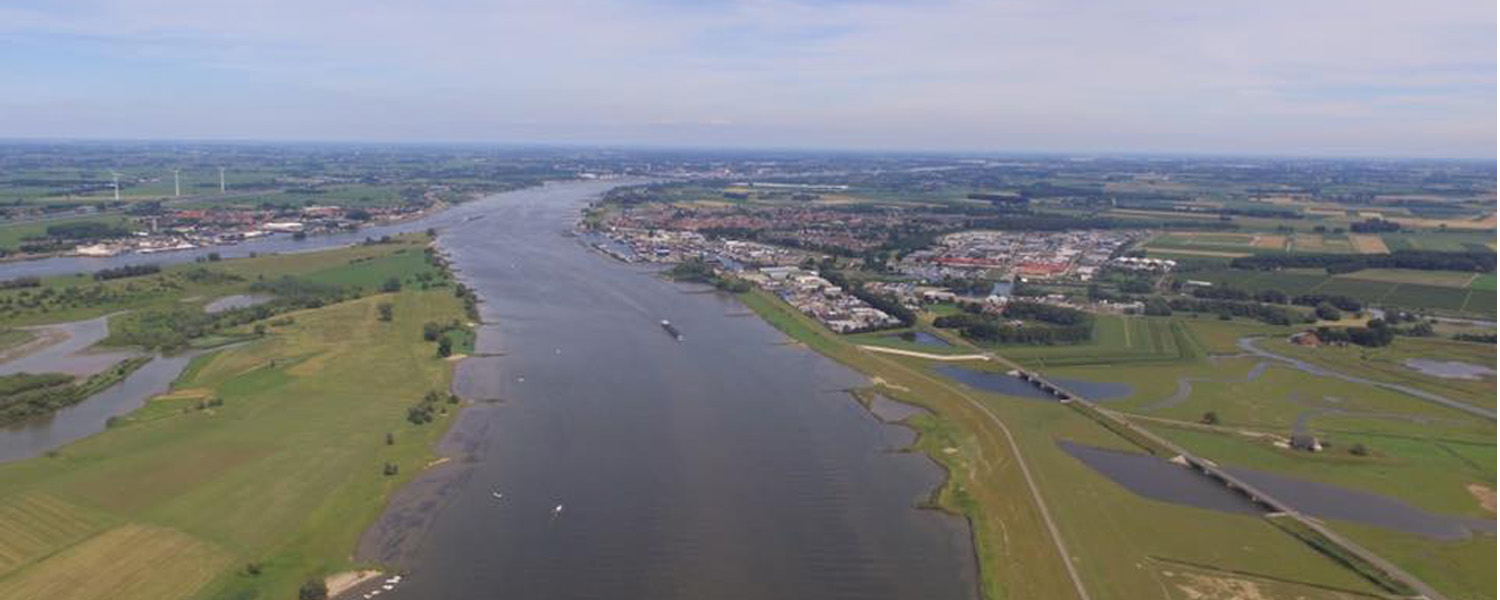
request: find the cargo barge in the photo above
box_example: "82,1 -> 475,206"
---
660,320 -> 684,341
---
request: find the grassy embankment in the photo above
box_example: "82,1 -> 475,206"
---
0,241 -> 468,600
736,289 -> 1390,600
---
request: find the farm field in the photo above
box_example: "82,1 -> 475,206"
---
1182,268 -> 1495,317
1335,268 -> 1480,288
1381,230 -> 1497,252
0,282 -> 467,600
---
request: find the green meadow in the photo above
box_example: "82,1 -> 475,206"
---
0,277 -> 466,600
737,289 -> 1399,600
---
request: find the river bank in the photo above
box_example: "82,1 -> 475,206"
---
351,181 -> 980,600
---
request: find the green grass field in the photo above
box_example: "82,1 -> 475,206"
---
1268,336 -> 1497,409
983,314 -> 1206,368
737,289 -> 1395,600
0,236 -> 437,328
0,247 -> 464,600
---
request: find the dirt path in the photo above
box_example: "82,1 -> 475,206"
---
862,347 -> 1093,600
857,345 -> 991,361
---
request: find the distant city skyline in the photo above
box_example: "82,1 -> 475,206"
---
1,0 -> 1494,158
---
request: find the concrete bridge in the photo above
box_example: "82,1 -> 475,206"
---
1009,366 -> 1444,600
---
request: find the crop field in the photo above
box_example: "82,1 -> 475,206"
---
0,257 -> 466,599
1381,230 -> 1498,252
1336,268 -> 1479,288
1472,274 -> 1497,291
1183,269 -> 1327,294
0,524 -> 233,600
1293,233 -> 1355,253
1349,234 -> 1390,254
1184,268 -> 1494,316
1146,231 -> 1276,256
1146,230 -> 1406,257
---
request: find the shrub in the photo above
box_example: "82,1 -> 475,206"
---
298,579 -> 328,600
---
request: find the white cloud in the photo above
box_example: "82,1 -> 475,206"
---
0,0 -> 1492,156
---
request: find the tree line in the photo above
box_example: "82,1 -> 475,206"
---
1231,250 -> 1495,274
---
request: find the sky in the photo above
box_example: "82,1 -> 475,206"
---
0,0 -> 1494,158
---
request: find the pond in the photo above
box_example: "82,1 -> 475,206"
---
1061,441 -> 1497,540
1403,358 -> 1495,381
0,315 -> 140,378
935,366 -> 1134,402
886,331 -> 952,348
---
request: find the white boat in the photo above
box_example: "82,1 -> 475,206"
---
491,491 -> 504,500
552,504 -> 564,515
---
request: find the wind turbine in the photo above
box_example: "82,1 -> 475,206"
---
219,167 -> 226,193
110,171 -> 121,201
173,169 -> 181,197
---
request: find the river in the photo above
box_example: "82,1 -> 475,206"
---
345,182 -> 978,599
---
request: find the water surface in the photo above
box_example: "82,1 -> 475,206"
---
358,182 -> 978,600
936,365 -> 1133,402
0,315 -> 138,377
0,352 -> 202,462
1402,359 -> 1494,381
1061,441 -> 1496,540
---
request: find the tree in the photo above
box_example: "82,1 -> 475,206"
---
423,321 -> 443,341
377,303 -> 394,322
1200,411 -> 1220,425
1143,297 -> 1173,316
385,432 -> 395,446
436,337 -> 453,358
381,277 -> 401,293
1314,302 -> 1342,321
383,462 -> 399,476
299,579 -> 328,600
253,323 -> 266,336
1349,443 -> 1370,456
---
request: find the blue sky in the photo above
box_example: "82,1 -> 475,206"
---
0,0 -> 1494,157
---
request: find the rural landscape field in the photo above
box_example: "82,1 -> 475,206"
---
2,0 -> 1495,599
